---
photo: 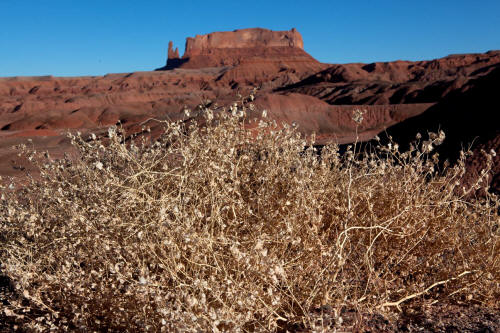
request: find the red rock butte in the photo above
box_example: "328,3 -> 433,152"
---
160,28 -> 320,69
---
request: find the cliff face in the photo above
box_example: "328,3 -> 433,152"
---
183,28 -> 304,56
162,28 -> 318,70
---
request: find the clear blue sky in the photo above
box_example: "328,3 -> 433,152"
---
1,0 -> 499,77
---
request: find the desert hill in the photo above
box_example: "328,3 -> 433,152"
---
0,28 -> 498,192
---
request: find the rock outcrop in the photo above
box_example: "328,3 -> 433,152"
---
183,27 -> 304,54
166,41 -> 180,64
161,28 -> 321,70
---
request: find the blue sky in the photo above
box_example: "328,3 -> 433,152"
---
1,0 -> 499,77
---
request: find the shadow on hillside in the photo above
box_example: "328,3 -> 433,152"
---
381,64 -> 500,162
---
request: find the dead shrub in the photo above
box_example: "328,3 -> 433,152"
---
0,103 -> 498,332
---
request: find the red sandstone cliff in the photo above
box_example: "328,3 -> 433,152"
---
161,28 -> 321,70
184,28 -> 304,54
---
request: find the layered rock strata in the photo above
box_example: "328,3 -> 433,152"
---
160,28 -> 321,70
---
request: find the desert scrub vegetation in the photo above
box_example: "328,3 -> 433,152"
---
0,102 -> 499,332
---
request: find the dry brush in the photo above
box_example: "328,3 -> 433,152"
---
1,103 -> 499,331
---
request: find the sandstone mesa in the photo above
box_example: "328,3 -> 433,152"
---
161,28 -> 313,69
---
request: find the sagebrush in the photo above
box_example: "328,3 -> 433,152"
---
1,103 -> 499,332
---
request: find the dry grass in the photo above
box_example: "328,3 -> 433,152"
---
0,101 -> 499,332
